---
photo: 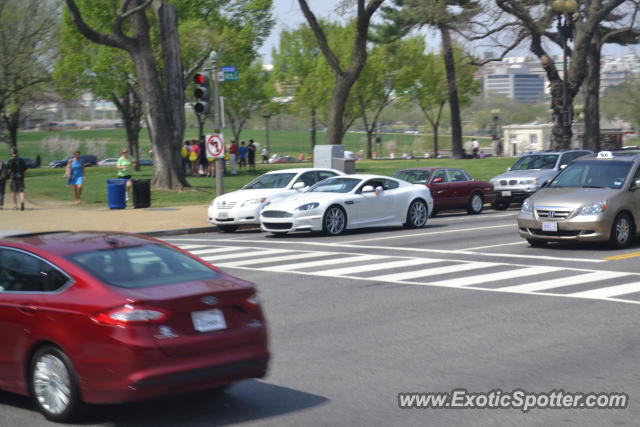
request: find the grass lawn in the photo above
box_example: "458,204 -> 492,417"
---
22,157 -> 515,207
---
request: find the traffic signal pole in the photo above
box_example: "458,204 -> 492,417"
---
209,51 -> 224,196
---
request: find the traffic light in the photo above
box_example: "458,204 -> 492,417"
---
193,72 -> 210,115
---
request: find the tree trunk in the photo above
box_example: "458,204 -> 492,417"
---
440,25 -> 463,159
310,107 -> 317,152
326,72 -> 358,145
3,110 -> 19,148
432,122 -> 439,157
584,38 -> 601,152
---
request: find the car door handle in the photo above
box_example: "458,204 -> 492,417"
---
18,305 -> 38,314
345,200 -> 355,205
436,190 -> 445,194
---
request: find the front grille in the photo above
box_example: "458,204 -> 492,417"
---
530,228 -> 581,237
262,210 -> 293,218
499,179 -> 519,186
263,222 -> 293,230
216,201 -> 237,210
536,209 -> 573,219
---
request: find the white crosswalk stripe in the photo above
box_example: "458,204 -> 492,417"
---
174,243 -> 640,305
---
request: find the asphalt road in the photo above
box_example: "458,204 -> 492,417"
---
3,209 -> 640,426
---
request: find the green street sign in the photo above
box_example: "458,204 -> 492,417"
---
217,71 -> 239,81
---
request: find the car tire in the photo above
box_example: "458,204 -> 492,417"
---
526,238 -> 547,247
609,213 -> 634,249
493,200 -> 509,210
30,346 -> 84,423
217,225 -> 238,233
404,199 -> 428,228
466,193 -> 484,215
323,205 -> 346,236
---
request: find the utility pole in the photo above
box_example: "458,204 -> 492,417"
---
210,50 -> 224,196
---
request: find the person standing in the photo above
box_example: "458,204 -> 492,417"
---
181,140 -> 190,176
238,141 -> 247,170
66,150 -> 86,205
117,148 -> 133,201
228,139 -> 238,174
0,159 -> 7,209
189,140 -> 201,176
247,140 -> 256,172
261,145 -> 269,164
7,148 -> 27,210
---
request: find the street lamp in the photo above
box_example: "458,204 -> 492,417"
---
263,112 -> 271,150
551,0 -> 578,136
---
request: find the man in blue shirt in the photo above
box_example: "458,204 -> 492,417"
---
238,141 -> 248,169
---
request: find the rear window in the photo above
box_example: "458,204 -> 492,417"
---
66,244 -> 219,288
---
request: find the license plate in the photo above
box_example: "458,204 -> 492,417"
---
217,212 -> 228,219
501,191 -> 511,197
191,309 -> 227,332
542,221 -> 558,232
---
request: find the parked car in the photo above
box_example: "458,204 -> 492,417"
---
393,168 -> 495,216
137,158 -> 153,166
97,157 -> 118,167
49,154 -> 98,168
260,174 -> 433,236
0,231 -> 269,422
518,151 -> 640,248
208,168 -> 344,232
490,150 -> 592,210
268,154 -> 297,164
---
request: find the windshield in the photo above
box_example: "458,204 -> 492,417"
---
511,154 -> 559,170
243,173 -> 296,189
67,244 -> 220,288
308,177 -> 361,193
392,170 -> 430,184
549,160 -> 632,189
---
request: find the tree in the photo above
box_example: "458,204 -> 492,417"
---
64,0 -> 188,190
353,37 -> 426,158
601,78 -> 640,127
378,0 -> 482,159
297,0 -> 385,146
55,8 -> 144,169
402,45 -> 479,156
495,0 -> 628,150
221,60 -> 272,143
0,0 -> 58,148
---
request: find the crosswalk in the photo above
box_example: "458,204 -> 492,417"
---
174,243 -> 640,305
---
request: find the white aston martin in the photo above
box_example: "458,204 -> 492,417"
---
260,174 -> 433,236
208,168 -> 344,232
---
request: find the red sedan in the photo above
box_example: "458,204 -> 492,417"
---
0,231 -> 269,422
393,168 -> 496,215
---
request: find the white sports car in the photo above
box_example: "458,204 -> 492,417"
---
208,168 -> 344,232
260,174 -> 433,236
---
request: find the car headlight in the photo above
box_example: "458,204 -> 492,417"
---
520,178 -> 538,185
241,197 -> 267,207
578,201 -> 608,215
295,202 -> 319,211
521,198 -> 533,214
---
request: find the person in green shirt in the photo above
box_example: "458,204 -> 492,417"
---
117,148 -> 133,201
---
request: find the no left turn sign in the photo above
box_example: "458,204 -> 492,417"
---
206,133 -> 225,159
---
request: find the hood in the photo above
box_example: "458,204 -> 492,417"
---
213,188 -> 294,204
530,187 -> 619,208
266,191 -> 340,210
491,169 -> 558,181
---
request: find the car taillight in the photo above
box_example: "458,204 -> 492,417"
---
91,305 -> 169,326
242,293 -> 261,310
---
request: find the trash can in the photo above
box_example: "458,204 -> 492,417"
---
106,179 -> 127,209
132,179 -> 151,209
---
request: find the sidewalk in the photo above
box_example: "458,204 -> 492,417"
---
0,198 -> 215,237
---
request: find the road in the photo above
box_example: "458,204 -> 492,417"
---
3,209 -> 640,426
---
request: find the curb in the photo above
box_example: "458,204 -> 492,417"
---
142,226 -> 218,238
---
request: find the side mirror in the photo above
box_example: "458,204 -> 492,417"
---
292,182 -> 306,190
361,185 -> 375,193
432,177 -> 443,184
632,179 -> 640,190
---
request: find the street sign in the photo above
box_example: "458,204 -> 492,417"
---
220,66 -> 237,72
217,71 -> 239,81
206,133 -> 225,159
